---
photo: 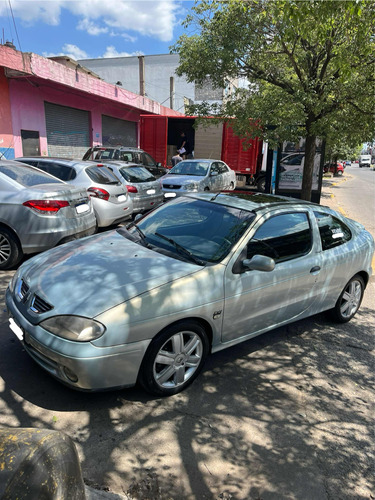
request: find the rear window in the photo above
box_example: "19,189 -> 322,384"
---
85,166 -> 120,184
119,166 -> 155,183
0,164 -> 62,187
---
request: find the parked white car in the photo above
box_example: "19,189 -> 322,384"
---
161,159 -> 236,197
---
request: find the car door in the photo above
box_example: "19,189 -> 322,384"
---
310,210 -> 355,307
218,162 -> 231,189
222,209 -> 322,343
209,162 -> 223,191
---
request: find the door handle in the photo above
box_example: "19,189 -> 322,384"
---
310,266 -> 321,274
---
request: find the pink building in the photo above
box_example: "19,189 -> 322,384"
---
0,44 -> 182,160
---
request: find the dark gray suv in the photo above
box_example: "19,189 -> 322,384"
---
83,146 -> 168,178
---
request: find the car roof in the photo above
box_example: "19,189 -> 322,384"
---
91,146 -> 144,152
179,159 -> 217,163
101,161 -> 139,168
16,157 -> 108,170
190,192 -> 316,212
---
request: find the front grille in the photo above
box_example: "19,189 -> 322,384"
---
30,294 -> 53,314
19,280 -> 30,299
17,279 -> 29,300
164,184 -> 181,190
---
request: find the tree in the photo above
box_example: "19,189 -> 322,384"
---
173,0 -> 375,200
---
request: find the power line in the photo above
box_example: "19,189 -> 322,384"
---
7,0 -> 22,52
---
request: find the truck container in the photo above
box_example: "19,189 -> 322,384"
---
140,115 -> 265,189
359,154 -> 371,167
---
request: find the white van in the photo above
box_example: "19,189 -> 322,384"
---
359,154 -> 371,167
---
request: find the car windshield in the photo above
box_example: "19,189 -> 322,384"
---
0,164 -> 62,186
169,161 -> 210,177
118,197 -> 255,264
85,166 -> 120,184
119,166 -> 155,183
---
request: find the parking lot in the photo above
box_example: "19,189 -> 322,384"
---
0,174 -> 374,499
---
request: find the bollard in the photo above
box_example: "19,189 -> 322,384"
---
0,427 -> 86,499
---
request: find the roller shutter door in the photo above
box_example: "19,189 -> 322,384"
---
45,102 -> 90,159
102,115 -> 137,147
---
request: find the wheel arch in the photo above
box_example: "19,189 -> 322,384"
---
154,317 -> 214,351
355,271 -> 370,288
0,222 -> 22,249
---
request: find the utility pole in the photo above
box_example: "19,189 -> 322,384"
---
138,56 -> 145,97
170,76 -> 175,110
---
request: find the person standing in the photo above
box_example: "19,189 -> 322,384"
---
178,132 -> 190,159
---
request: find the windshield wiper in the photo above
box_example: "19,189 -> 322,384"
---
155,232 -> 205,265
125,222 -> 150,247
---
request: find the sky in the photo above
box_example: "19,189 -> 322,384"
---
0,0 -> 195,60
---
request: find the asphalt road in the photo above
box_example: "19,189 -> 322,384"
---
0,172 -> 374,500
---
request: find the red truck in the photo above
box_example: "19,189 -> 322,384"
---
140,115 -> 265,190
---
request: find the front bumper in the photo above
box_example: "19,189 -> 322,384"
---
6,288 -> 150,391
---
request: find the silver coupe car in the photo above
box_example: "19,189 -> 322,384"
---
6,193 -> 374,396
0,160 -> 96,270
161,159 -> 236,197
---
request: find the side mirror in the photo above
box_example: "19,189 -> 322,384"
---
134,213 -> 143,222
210,171 -> 218,177
157,162 -> 162,167
242,255 -> 275,272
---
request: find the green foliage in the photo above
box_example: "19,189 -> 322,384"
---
173,0 -> 375,199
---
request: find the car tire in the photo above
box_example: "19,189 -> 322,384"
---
0,227 -> 23,270
330,274 -> 365,323
337,170 -> 343,176
138,321 -> 209,396
230,181 -> 235,190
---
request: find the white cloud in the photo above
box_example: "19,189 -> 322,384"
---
101,46 -> 143,58
109,31 -> 138,43
43,43 -> 88,60
77,18 -> 108,36
0,0 -> 63,25
0,0 -> 181,42
43,43 -> 143,60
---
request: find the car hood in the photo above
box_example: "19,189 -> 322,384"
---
17,231 -> 201,320
161,174 -> 205,185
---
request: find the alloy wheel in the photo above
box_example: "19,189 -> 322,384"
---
339,279 -> 363,319
0,234 -> 11,264
153,331 -> 204,390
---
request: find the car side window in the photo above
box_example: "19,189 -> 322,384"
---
210,163 -> 220,175
247,212 -> 312,262
37,162 -> 76,181
282,154 -> 304,166
142,153 -> 156,167
313,211 -> 351,250
218,162 -> 229,174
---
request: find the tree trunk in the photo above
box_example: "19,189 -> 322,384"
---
301,133 -> 317,201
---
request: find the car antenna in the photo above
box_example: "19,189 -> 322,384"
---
210,191 -> 222,201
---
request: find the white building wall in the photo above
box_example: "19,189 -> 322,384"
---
78,54 -> 195,113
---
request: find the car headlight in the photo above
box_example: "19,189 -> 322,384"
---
183,182 -> 199,191
40,316 -> 106,342
9,269 -> 21,294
